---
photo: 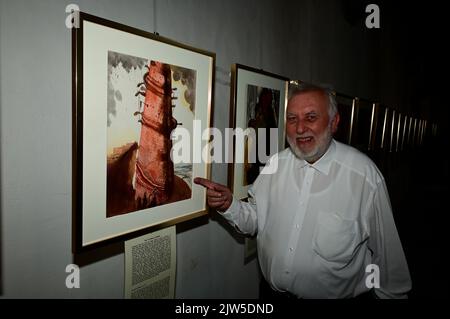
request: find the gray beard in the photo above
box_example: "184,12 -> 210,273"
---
287,126 -> 332,163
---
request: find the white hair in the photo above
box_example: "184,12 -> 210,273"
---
288,82 -> 338,120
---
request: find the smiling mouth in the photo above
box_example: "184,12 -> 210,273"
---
297,137 -> 314,143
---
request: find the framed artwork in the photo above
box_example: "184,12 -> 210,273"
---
369,102 -> 383,153
415,119 -> 420,147
370,103 -> 387,151
418,119 -> 425,146
408,117 -> 415,147
334,93 -> 356,145
388,109 -> 397,152
421,120 -> 428,146
72,12 -> 215,252
350,98 -> 374,152
417,120 -> 422,146
394,112 -> 403,152
400,114 -> 408,151
378,105 -> 392,151
228,64 -> 288,200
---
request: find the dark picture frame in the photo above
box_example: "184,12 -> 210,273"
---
334,93 -> 356,145
350,98 -> 374,152
72,12 -> 215,252
228,64 -> 288,200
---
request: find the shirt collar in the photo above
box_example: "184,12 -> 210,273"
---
296,139 -> 336,175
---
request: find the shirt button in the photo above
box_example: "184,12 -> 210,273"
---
285,270 -> 290,274
289,247 -> 293,252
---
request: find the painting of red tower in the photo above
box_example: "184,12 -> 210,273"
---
106,51 -> 195,217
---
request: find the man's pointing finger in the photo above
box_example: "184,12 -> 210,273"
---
194,177 -> 216,190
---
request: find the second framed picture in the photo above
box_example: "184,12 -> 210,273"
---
334,92 -> 356,145
350,98 -> 374,152
228,64 -> 288,200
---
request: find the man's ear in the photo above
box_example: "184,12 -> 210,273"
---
331,112 -> 340,134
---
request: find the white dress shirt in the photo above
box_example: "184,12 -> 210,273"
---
221,140 -> 411,298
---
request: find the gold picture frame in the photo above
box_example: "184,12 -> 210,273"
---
72,12 -> 215,252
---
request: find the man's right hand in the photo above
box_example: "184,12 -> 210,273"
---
194,177 -> 233,212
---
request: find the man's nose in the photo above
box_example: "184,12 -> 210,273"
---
296,120 -> 307,135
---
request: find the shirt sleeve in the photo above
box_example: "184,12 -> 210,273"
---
368,179 -> 412,299
218,189 -> 258,236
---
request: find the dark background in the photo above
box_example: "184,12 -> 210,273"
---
357,1 -> 448,298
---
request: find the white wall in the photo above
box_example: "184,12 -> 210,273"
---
0,0 -> 382,298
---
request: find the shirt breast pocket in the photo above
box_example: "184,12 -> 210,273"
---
312,212 -> 361,265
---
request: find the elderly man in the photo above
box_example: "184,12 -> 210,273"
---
195,83 -> 411,299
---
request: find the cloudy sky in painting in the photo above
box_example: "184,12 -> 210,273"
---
107,51 -> 196,156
